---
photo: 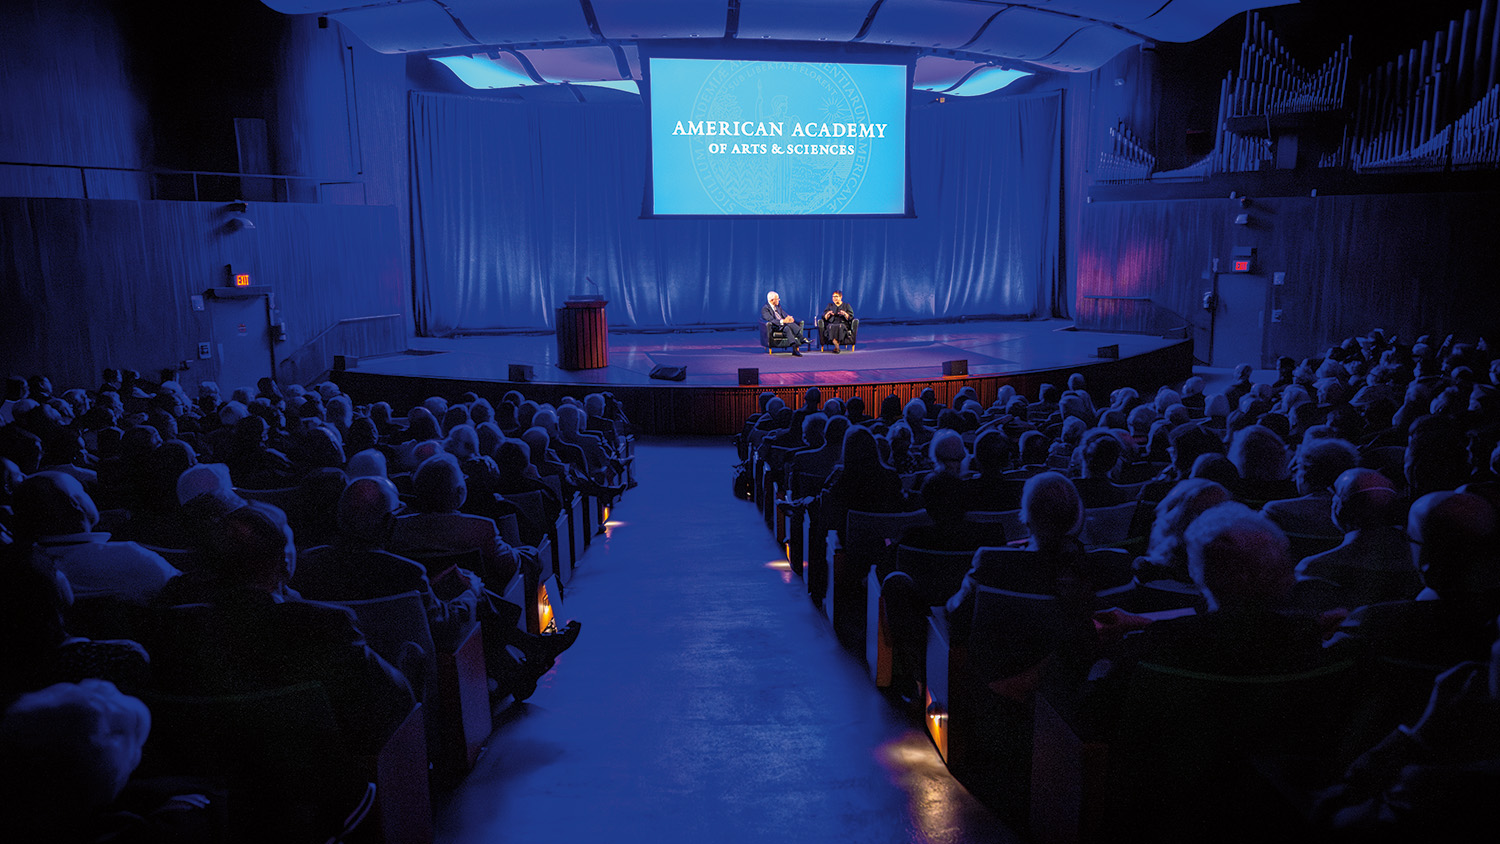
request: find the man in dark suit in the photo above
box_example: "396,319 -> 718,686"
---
762,291 -> 804,356
291,476 -> 479,647
147,501 -> 414,752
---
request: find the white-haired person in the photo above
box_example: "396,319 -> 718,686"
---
761,290 -> 805,356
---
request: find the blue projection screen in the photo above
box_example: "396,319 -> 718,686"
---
646,58 -> 910,217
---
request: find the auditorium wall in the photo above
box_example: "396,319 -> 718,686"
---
1066,3 -> 1500,365
1073,191 -> 1500,366
0,0 -> 413,388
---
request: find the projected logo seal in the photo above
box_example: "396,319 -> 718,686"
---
688,61 -> 872,215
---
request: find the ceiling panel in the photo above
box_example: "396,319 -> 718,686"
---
1134,0 -> 1293,42
589,0 -> 729,40
262,0 -> 1273,82
1027,0 -> 1168,25
1032,24 -> 1145,71
912,55 -> 988,90
449,0 -> 597,45
517,46 -> 626,82
331,2 -> 477,54
967,5 -> 1140,63
862,0 -> 1000,49
736,0 -> 876,42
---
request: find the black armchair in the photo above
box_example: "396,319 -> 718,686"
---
760,320 -> 810,354
815,317 -> 859,351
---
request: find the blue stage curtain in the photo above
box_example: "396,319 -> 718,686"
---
410,90 -> 1061,334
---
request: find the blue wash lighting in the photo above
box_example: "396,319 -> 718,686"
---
432,55 -> 538,89
946,67 -> 1031,97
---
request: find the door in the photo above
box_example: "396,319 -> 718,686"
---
1209,274 -> 1268,369
208,295 -> 274,394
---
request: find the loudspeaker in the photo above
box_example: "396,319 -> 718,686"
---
508,364 -> 536,382
649,365 -> 687,381
333,354 -> 358,371
738,368 -> 759,386
942,359 -> 968,376
1095,344 -> 1120,360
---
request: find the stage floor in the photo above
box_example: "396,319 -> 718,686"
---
347,318 -> 1181,389
333,318 -> 1192,434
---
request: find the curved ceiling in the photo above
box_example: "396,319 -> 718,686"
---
262,0 -> 1289,94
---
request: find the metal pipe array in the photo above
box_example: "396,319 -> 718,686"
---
1097,122 -> 1156,182
1228,12 -> 1351,119
1348,0 -> 1500,171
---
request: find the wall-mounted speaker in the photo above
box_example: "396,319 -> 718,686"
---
738,368 -> 759,386
508,364 -> 536,382
941,359 -> 968,376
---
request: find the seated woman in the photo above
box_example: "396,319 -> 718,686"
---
820,290 -> 854,353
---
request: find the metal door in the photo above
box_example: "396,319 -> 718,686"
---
1210,274 -> 1269,369
208,296 -> 274,394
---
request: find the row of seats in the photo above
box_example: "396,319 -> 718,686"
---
0,371 -> 635,843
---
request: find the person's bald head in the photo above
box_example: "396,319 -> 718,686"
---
337,477 -> 402,543
1408,491 -> 1499,598
1331,468 -> 1399,532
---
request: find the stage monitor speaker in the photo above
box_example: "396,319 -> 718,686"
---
649,365 -> 687,381
1096,344 -> 1120,360
738,368 -> 759,386
508,364 -> 536,382
333,354 -> 358,371
942,359 -> 968,376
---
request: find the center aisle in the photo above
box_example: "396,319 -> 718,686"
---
434,436 -> 1017,844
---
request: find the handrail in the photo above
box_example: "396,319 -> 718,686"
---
0,160 -> 365,202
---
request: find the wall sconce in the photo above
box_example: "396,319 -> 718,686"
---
226,200 -> 255,231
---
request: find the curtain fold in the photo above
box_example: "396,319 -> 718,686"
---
410,89 -> 1062,334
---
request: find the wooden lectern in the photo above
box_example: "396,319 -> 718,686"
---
556,298 -> 608,370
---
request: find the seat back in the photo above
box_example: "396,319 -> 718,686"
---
1079,501 -> 1139,548
140,681 -> 366,840
969,509 -> 1026,540
328,591 -> 438,698
1110,659 -> 1357,836
894,545 -> 979,606
845,509 -> 932,549
501,490 -> 547,533
969,584 -> 1066,682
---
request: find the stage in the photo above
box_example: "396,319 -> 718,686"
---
330,318 -> 1193,435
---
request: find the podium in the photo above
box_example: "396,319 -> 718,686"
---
556,298 -> 608,370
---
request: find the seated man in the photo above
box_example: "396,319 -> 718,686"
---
1088,502 -> 1346,713
295,476 -> 578,702
389,452 -> 536,588
292,477 -> 480,646
1294,468 -> 1419,610
1261,437 -> 1360,538
1328,490 -> 1499,668
146,501 -> 414,752
761,291 -> 804,356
